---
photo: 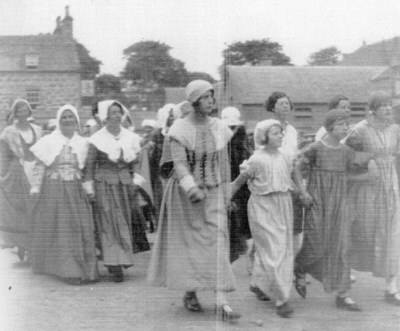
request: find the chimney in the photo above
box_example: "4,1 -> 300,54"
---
61,5 -> 73,39
53,16 -> 62,35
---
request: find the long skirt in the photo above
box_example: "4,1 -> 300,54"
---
347,176 -> 400,278
148,178 -> 236,292
0,158 -> 33,250
31,177 -> 98,281
248,192 -> 293,302
94,180 -> 149,266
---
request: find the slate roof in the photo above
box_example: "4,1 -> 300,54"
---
341,37 -> 400,66
225,65 -> 386,104
0,34 -> 80,71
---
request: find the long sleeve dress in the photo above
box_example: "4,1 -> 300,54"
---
0,123 -> 42,250
84,127 -> 149,267
30,137 -> 98,282
345,120 -> 400,278
295,141 -> 355,293
148,117 -> 236,292
240,148 -> 294,302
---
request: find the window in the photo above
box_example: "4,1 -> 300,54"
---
25,53 -> 39,69
350,106 -> 366,118
26,88 -> 40,109
294,107 -> 312,118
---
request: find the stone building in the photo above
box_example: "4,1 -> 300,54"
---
0,6 -> 100,129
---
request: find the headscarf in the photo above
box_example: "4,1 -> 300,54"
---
221,107 -> 243,126
141,119 -> 159,129
185,80 -> 213,104
157,103 -> 176,135
254,119 -> 283,147
11,99 -> 32,117
30,105 -> 89,169
97,100 -> 131,125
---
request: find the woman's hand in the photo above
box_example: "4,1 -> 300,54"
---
299,191 -> 313,207
187,187 -> 206,203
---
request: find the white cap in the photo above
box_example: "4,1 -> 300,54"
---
221,107 -> 243,126
185,80 -> 213,103
141,119 -> 159,129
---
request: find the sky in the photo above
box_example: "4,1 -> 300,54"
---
1,0 -> 400,79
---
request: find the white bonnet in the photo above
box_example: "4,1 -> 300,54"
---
185,80 -> 213,104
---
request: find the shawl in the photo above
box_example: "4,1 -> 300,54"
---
89,126 -> 141,163
30,105 -> 88,169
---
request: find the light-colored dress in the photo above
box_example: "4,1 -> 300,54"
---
30,140 -> 98,281
148,117 -> 236,292
0,123 -> 41,249
241,148 -> 294,302
295,141 -> 354,292
345,120 -> 400,278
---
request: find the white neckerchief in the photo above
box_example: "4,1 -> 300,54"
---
30,130 -> 89,169
89,126 -> 141,163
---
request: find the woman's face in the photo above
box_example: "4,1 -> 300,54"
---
331,119 -> 349,140
197,91 -> 214,114
374,102 -> 392,122
266,125 -> 283,149
14,104 -> 31,122
59,110 -> 77,132
336,99 -> 351,112
273,97 -> 291,117
107,105 -> 123,125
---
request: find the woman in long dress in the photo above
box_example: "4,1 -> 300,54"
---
30,105 -> 98,285
83,100 -> 149,283
0,99 -> 42,260
148,80 -> 240,321
345,92 -> 400,305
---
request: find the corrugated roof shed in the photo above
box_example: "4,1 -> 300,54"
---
0,35 -> 80,71
226,65 -> 385,104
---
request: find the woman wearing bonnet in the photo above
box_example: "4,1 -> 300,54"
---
0,99 -> 42,261
83,100 -> 149,283
29,105 -> 98,285
148,80 -> 241,321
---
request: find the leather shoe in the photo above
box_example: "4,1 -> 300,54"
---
336,296 -> 362,312
294,270 -> 307,299
218,305 -> 241,321
249,285 -> 270,301
384,291 -> 400,306
183,292 -> 202,312
276,302 -> 294,318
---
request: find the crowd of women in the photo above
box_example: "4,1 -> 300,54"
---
1,80 -> 400,322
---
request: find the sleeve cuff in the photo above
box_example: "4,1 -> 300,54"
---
82,180 -> 94,195
179,175 -> 197,193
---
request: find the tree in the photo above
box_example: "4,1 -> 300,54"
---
75,42 -> 101,79
308,46 -> 341,66
95,74 -> 127,103
219,39 -> 292,78
121,41 -> 188,87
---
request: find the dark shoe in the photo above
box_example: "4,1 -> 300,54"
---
249,285 -> 270,301
384,291 -> 400,306
276,302 -> 294,318
294,270 -> 307,299
336,296 -> 362,312
183,292 -> 202,312
108,266 -> 124,283
219,305 -> 241,321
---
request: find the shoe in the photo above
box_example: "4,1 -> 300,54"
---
350,274 -> 356,283
183,292 -> 202,312
219,305 -> 241,321
294,270 -> 307,299
249,285 -> 270,301
335,296 -> 362,312
276,302 -> 294,318
384,291 -> 400,306
17,247 -> 26,262
108,266 -> 124,283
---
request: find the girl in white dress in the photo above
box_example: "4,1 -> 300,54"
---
231,119 -> 311,318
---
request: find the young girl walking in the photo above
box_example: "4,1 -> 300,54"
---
294,109 -> 365,311
231,119 -> 311,318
